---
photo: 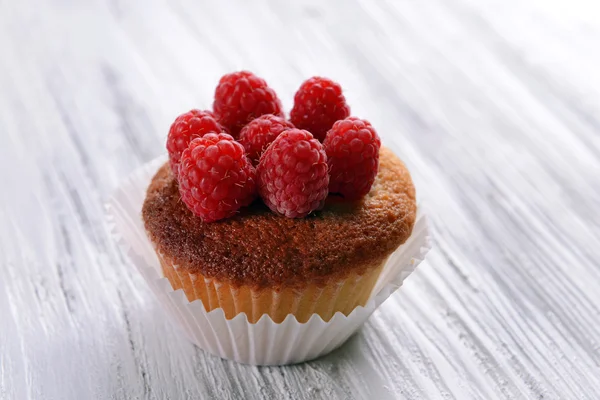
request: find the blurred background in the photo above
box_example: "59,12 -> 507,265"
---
1,0 -> 600,399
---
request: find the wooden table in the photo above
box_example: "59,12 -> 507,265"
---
2,0 -> 599,398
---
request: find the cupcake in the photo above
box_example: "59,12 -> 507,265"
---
107,72 -> 429,364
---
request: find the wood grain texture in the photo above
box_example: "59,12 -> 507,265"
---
1,0 -> 599,399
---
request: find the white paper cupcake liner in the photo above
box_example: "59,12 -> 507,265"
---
107,156 -> 432,366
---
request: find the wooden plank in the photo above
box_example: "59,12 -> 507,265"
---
1,0 -> 599,398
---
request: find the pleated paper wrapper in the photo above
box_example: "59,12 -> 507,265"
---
107,156 -> 432,366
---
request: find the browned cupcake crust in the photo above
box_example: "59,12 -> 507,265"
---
142,147 -> 416,290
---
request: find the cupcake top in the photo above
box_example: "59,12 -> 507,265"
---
142,147 -> 416,290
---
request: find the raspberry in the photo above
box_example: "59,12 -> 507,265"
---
290,77 -> 350,142
178,133 -> 257,222
257,129 -> 329,218
166,109 -> 227,175
213,71 -> 284,137
238,114 -> 295,164
323,117 -> 381,199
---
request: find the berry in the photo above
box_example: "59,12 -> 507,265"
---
257,129 -> 329,218
213,71 -> 283,137
178,133 -> 256,222
238,114 -> 295,164
290,77 -> 350,142
323,117 -> 381,199
166,109 -> 227,175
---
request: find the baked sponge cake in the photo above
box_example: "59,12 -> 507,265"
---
142,146 -> 416,323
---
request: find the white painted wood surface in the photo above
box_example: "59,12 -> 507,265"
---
1,0 -> 599,398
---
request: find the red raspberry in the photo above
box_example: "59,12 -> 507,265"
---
213,71 -> 284,137
178,133 -> 256,223
323,117 -> 381,199
238,114 -> 295,164
166,109 -> 227,175
290,77 -> 350,142
257,129 -> 329,218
